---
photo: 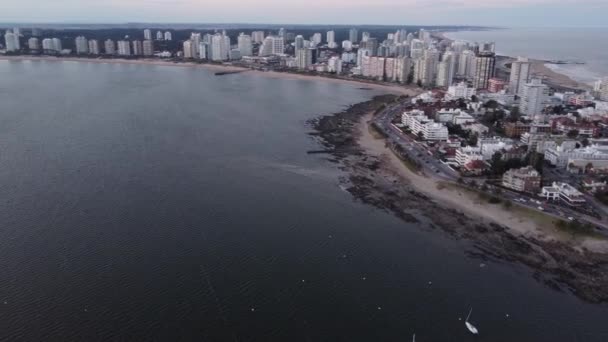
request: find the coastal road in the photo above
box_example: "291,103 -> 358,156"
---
372,99 -> 608,231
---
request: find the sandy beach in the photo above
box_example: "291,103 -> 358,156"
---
357,111 -> 608,252
0,55 -> 414,95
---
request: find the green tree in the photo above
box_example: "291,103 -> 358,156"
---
582,138 -> 590,147
416,79 -> 423,88
471,95 -> 478,103
491,152 -> 506,175
508,107 -> 521,123
567,129 -> 579,138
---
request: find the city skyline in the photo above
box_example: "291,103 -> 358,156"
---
1,0 -> 607,27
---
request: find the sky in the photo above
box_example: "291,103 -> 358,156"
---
1,0 -> 607,27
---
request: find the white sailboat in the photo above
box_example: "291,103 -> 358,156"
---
465,308 -> 479,335
412,333 -> 416,342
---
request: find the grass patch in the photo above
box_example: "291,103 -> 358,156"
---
555,219 -> 605,239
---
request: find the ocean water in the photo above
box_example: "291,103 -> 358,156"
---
445,27 -> 608,85
0,59 -> 607,341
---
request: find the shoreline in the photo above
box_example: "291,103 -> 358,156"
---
311,95 -> 608,303
436,31 -> 591,91
0,55 -> 413,95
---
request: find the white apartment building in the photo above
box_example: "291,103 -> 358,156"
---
143,40 -> 154,56
446,82 -> 476,100
75,36 -> 88,54
164,31 -> 172,41
28,37 -> 39,50
402,110 -> 449,141
88,40 -> 100,55
545,144 -> 608,168
455,146 -> 484,166
237,34 -> 253,57
326,30 -> 336,48
328,56 -> 342,74
104,39 -> 115,55
211,33 -> 230,61
540,182 -> 586,206
509,57 -> 531,96
132,40 -> 142,56
144,29 -> 152,41
252,31 -> 265,43
117,40 -> 131,56
521,78 -> 549,120
436,109 -> 475,125
4,31 -> 19,52
296,48 -> 313,70
183,40 -> 194,58
479,138 -> 516,160
258,36 -> 284,56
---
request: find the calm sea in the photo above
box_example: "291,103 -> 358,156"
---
0,59 -> 607,341
445,27 -> 608,85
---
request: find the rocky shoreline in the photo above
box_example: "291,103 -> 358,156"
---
309,95 -> 608,303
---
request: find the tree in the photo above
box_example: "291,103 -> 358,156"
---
416,79 -> 423,88
491,152 -> 506,175
406,72 -> 414,85
458,98 -> 468,109
467,133 -> 479,147
471,95 -> 478,103
484,100 -> 499,110
582,138 -> 590,147
508,107 -> 521,123
417,131 -> 424,140
567,129 -> 579,138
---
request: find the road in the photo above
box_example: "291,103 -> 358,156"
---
372,99 -> 608,231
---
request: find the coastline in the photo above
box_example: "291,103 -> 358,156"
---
437,31 -> 591,91
0,55 -> 413,95
311,95 -> 608,303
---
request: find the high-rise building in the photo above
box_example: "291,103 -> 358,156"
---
183,40 -> 194,58
395,28 -> 407,43
414,48 -> 439,86
406,33 -> 414,46
75,36 -> 88,54
117,40 -> 131,56
357,48 -> 371,66
361,32 -> 370,42
349,28 -> 358,43
342,40 -> 353,52
12,27 -> 21,36
164,31 -> 172,41
326,30 -> 336,48
144,29 -> 152,41
210,33 -> 230,61
521,78 -> 549,120
156,31 -> 164,40
132,40 -> 143,56
251,31 -> 265,43
237,33 -> 253,57
294,35 -> 305,51
361,38 -> 378,56
419,29 -> 431,46
473,52 -> 496,89
104,39 -> 116,55
393,56 -> 412,83
52,38 -> 62,51
278,28 -> 286,37
28,37 -> 40,50
457,50 -> 475,77
143,40 -> 154,56
42,38 -> 54,52
198,42 -> 208,60
328,56 -> 343,73
311,33 -> 322,46
88,40 -> 100,55
4,31 -> 18,52
436,51 -> 455,87
258,36 -> 284,56
509,57 -> 531,96
31,28 -> 42,37
597,79 -> 608,101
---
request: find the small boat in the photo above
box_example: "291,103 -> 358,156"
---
412,333 -> 415,342
465,308 -> 479,335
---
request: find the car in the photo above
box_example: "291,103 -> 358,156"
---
538,206 -> 544,211
568,217 -> 574,221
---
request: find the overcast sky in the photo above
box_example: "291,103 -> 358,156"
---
1,0 -> 607,27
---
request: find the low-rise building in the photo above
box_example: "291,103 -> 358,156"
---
545,144 -> 608,168
455,146 -> 484,166
446,82 -> 476,100
502,166 -> 541,193
488,78 -> 507,93
504,122 -> 552,138
540,182 -> 586,207
401,110 -> 449,141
